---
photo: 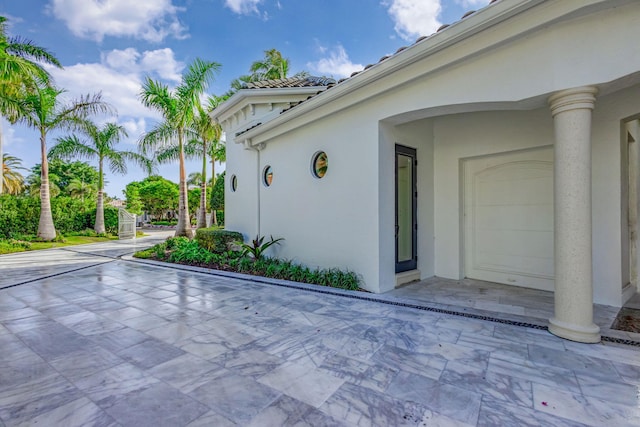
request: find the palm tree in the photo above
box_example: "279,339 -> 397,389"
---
14,84 -> 112,240
27,172 -> 60,198
250,49 -> 290,81
0,15 -> 61,195
0,16 -> 60,115
139,58 -> 220,238
190,99 -> 223,229
187,172 -> 203,188
49,122 -> 152,234
66,178 -> 96,202
1,153 -> 25,194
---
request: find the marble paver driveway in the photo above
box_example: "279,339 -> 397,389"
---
1,251 -> 639,425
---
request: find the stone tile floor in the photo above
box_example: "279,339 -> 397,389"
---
390,277 -> 640,342
0,236 -> 639,426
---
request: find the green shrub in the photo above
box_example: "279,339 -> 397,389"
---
0,195 -> 40,238
151,220 -> 177,226
165,236 -> 189,250
168,239 -> 214,264
102,206 -> 119,234
215,210 -> 224,226
195,228 -> 243,253
0,195 -> 102,238
133,248 -> 155,259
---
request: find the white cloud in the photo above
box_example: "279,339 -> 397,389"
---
224,0 -> 263,15
101,48 -> 183,83
120,118 -> 147,142
384,0 -> 442,41
139,49 -> 184,82
44,47 -> 186,145
1,119 -> 23,148
307,45 -> 363,79
50,0 -> 187,42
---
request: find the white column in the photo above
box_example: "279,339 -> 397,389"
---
548,86 -> 600,343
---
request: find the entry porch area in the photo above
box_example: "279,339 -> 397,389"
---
388,277 -> 640,344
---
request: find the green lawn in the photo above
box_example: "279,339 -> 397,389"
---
0,235 -> 120,254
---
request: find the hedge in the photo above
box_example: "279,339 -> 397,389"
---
195,228 -> 243,253
0,195 -> 118,238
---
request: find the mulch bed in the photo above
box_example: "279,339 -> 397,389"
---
612,307 -> 640,333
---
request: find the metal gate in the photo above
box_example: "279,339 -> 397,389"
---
118,208 -> 136,240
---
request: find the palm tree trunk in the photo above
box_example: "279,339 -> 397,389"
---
95,158 -> 105,234
95,190 -> 105,234
37,130 -> 56,240
210,158 -> 217,226
196,143 -> 207,229
176,133 -> 193,238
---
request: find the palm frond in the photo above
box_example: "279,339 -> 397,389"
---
139,77 -> 174,116
138,122 -> 177,155
6,37 -> 62,68
155,145 -> 181,164
49,135 -> 97,160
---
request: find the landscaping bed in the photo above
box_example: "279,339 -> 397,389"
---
134,232 -> 362,291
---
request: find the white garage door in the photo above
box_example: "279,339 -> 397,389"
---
463,147 -> 554,291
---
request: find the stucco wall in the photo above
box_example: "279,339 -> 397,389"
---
221,1 -> 640,302
255,112 -> 382,291
225,141 -> 259,239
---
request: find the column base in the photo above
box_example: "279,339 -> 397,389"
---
548,317 -> 601,343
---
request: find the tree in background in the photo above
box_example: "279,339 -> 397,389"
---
139,58 -> 220,238
222,49 -> 308,99
208,139 -> 225,226
135,175 -> 179,220
123,181 -> 143,215
26,159 -> 99,197
210,171 -> 225,221
1,153 -> 25,194
49,122 -> 152,234
187,172 -> 203,188
188,187 -> 201,224
249,49 -> 290,81
66,178 -> 96,202
13,84 -> 112,240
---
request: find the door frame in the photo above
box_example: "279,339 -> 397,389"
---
395,144 -> 418,273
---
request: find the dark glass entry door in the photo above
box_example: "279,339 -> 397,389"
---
395,145 -> 417,273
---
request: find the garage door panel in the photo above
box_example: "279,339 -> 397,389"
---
475,205 -> 553,231
464,148 -> 554,291
476,166 -> 552,206
474,229 -> 554,275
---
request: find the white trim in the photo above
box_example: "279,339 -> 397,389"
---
211,87 -> 326,124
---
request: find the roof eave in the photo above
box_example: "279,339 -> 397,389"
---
209,86 -> 329,124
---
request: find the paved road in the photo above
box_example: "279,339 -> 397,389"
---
0,236 -> 639,426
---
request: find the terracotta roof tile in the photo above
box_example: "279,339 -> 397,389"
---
244,76 -> 336,89
235,122 -> 262,137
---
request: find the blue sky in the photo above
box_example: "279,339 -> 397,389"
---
1,0 -> 489,198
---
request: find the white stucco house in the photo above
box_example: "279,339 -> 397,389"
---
211,0 -> 640,343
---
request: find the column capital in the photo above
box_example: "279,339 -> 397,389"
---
548,86 -> 598,117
